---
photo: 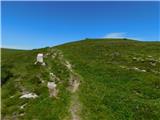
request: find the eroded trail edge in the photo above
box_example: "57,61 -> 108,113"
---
65,61 -> 81,120
68,72 -> 81,120
53,49 -> 81,120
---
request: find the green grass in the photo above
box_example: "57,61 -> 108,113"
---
1,39 -> 160,120
1,48 -> 71,120
57,39 -> 160,120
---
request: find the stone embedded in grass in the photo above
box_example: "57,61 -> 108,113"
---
64,60 -> 72,70
20,103 -> 27,109
41,62 -> 46,66
51,52 -> 58,59
49,72 -> 60,82
47,82 -> 58,98
120,65 -> 146,72
20,93 -> 38,99
120,65 -> 127,69
147,55 -> 152,58
19,113 -> 25,117
132,67 -> 146,72
132,57 -> 137,61
129,66 -> 146,72
49,72 -> 56,80
140,69 -> 146,72
132,57 -> 144,62
150,62 -> 156,66
41,80 -> 45,83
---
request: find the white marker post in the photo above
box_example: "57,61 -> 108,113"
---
37,53 -> 43,63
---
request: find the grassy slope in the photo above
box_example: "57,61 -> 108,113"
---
1,48 -> 71,120
57,39 -> 160,120
1,39 -> 160,120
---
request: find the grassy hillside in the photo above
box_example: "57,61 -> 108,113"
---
1,48 -> 72,120
1,39 -> 160,120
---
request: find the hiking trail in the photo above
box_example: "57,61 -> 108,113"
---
50,49 -> 82,120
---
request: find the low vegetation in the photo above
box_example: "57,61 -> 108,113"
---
1,39 -> 160,120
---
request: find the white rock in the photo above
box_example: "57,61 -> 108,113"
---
150,62 -> 156,66
47,82 -> 57,89
132,57 -> 137,60
64,60 -> 72,70
20,103 -> 27,109
47,82 -> 58,97
148,55 -> 152,58
41,62 -> 46,66
19,113 -> 25,116
49,72 -> 54,76
20,93 -> 38,99
133,67 -> 139,70
41,80 -> 45,83
140,69 -> 146,72
132,67 -> 146,72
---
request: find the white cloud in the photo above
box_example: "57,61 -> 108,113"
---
1,45 -> 31,50
103,32 -> 143,41
104,32 -> 126,38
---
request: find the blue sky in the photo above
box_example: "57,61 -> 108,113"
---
2,1 -> 160,49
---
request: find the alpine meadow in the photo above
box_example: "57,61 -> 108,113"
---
1,39 -> 160,120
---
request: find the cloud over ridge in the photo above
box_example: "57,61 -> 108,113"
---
104,32 -> 126,38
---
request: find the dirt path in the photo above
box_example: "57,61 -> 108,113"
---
54,49 -> 81,120
70,94 -> 81,120
67,66 -> 81,120
68,72 -> 81,120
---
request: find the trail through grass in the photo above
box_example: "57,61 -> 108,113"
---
2,39 -> 160,120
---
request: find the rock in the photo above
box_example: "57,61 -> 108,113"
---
41,80 -> 45,83
19,113 -> 25,117
47,82 -> 58,98
47,82 -> 57,89
132,57 -> 137,61
49,73 -> 56,81
20,103 -> 27,109
133,67 -> 139,70
45,53 -> 50,57
66,61 -> 72,69
150,62 -> 156,66
41,62 -> 46,66
148,55 -> 152,58
140,69 -> 146,72
132,67 -> 146,72
51,53 -> 57,59
49,72 -> 54,77
20,93 -> 38,99
49,73 -> 60,82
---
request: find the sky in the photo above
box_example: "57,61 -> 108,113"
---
1,1 -> 160,49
